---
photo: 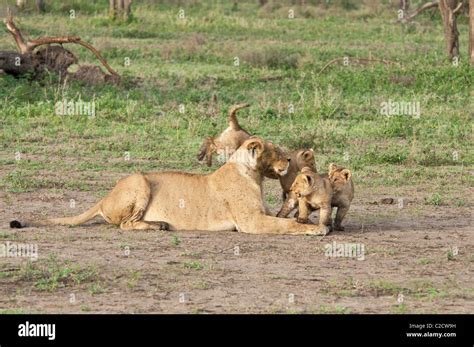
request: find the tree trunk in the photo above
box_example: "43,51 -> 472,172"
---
399,0 -> 410,11
36,0 -> 45,13
470,0 -> 474,64
109,0 -> 132,21
439,0 -> 460,59
123,0 -> 132,20
16,0 -> 26,10
109,0 -> 117,20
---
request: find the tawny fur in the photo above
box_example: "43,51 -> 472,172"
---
197,103 -> 251,167
277,148 -> 316,200
277,163 -> 354,231
11,137 -> 328,236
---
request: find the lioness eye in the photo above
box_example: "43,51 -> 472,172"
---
287,158 -> 291,162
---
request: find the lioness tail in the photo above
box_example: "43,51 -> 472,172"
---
10,200 -> 103,228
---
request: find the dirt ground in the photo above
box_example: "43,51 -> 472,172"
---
0,173 -> 473,314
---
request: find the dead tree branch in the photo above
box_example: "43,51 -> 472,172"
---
406,1 -> 439,21
2,10 -> 120,83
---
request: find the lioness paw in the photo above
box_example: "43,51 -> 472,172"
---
305,225 -> 330,236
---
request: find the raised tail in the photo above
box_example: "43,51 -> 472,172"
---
10,200 -> 103,229
228,103 -> 250,131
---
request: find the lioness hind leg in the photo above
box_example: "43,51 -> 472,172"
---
100,173 -> 152,227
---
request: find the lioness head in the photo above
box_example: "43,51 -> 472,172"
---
295,149 -> 316,171
261,141 -> 290,177
232,137 -> 290,176
328,163 -> 352,191
290,167 -> 316,198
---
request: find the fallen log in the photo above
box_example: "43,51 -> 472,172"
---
0,9 -> 120,85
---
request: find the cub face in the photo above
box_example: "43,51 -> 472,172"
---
290,167 -> 316,198
328,163 -> 352,191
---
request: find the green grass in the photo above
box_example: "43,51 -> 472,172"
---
4,254 -> 100,292
171,234 -> 181,246
418,258 -> 432,265
126,270 -> 141,289
0,308 -> 26,314
183,261 -> 204,270
425,193 -> 442,206
88,281 -> 106,295
447,249 -> 457,261
0,0 -> 472,204
392,303 -> 408,314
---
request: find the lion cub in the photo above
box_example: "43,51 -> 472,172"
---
274,148 -> 316,215
197,103 -> 251,166
275,148 -> 316,199
278,163 -> 354,231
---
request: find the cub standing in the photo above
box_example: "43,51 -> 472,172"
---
277,163 -> 354,231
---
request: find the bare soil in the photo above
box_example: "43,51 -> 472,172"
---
0,174 -> 472,314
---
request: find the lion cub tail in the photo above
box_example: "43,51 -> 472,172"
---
228,103 -> 250,131
10,200 -> 103,229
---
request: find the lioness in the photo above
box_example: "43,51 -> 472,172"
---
277,163 -> 354,231
10,137 -> 328,236
197,103 -> 251,167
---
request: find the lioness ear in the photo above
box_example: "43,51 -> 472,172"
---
341,169 -> 352,181
245,137 -> 264,157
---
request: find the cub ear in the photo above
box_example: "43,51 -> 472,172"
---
328,163 -> 338,176
304,174 -> 313,186
302,149 -> 314,161
341,169 -> 352,181
245,137 -> 264,156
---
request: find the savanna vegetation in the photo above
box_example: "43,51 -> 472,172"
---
0,0 -> 472,314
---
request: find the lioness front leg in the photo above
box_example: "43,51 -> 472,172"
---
334,204 -> 350,231
236,212 -> 329,236
276,191 -> 297,218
